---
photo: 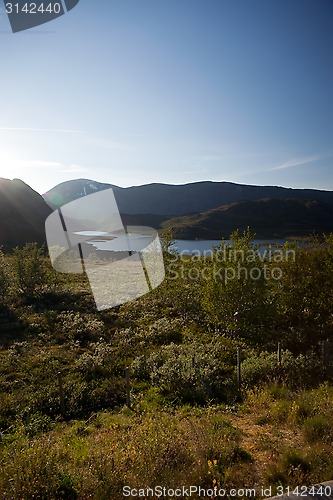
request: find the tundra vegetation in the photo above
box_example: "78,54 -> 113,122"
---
0,230 -> 333,499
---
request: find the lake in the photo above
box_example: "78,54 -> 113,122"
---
76,231 -> 298,255
172,239 -> 290,254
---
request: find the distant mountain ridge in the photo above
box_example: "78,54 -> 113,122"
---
1,178 -> 333,251
44,178 -> 333,216
0,178 -> 52,251
160,198 -> 333,239
41,178 -> 333,240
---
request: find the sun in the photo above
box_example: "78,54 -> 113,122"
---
0,147 -> 23,180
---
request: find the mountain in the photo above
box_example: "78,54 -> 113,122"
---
0,178 -> 52,251
44,178 -> 333,216
159,198 -> 333,239
1,178 -> 333,251
43,179 -> 119,210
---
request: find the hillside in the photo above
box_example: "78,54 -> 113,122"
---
43,178 -> 333,216
1,237 -> 333,496
2,178 -> 333,250
160,198 -> 333,239
0,178 -> 52,251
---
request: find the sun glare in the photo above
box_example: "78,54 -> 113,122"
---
0,148 -> 25,180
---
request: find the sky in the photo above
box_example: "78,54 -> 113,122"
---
0,0 -> 333,195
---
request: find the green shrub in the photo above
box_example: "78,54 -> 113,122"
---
146,317 -> 183,345
75,340 -> 114,379
64,376 -> 125,418
282,449 -> 312,477
55,472 -> 79,499
302,415 -> 333,443
132,342 -> 236,403
241,350 -> 322,388
56,311 -> 106,343
267,448 -> 312,485
13,243 -> 45,297
23,412 -> 53,437
0,248 -> 10,305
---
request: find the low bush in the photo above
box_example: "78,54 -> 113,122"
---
302,415 -> 333,443
0,248 -> 10,305
132,342 -> 236,403
13,243 -> 45,297
241,350 -> 322,388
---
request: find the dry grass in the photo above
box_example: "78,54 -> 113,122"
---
1,384 -> 333,499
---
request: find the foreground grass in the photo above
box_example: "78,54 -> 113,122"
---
1,237 -> 333,497
1,384 -> 333,499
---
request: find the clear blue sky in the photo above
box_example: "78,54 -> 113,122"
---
0,0 -> 333,194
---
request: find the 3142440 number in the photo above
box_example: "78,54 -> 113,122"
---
5,3 -> 62,14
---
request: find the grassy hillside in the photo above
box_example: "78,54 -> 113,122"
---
1,231 -> 333,498
87,198 -> 333,240
160,198 -> 333,239
1,386 -> 333,499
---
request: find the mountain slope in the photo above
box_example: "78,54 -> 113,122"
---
0,178 -> 52,251
160,198 -> 333,239
44,178 -> 333,216
1,178 -> 333,250
43,179 -> 119,210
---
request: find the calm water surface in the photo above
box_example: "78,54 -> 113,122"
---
172,239 -> 290,254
